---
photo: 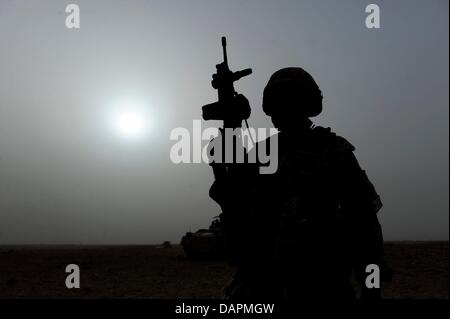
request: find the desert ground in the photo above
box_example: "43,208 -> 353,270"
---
0,242 -> 447,299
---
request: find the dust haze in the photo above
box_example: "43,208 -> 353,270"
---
0,0 -> 448,244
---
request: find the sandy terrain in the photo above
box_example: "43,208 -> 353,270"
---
0,242 -> 447,299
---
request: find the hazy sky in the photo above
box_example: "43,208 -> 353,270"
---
0,0 -> 448,244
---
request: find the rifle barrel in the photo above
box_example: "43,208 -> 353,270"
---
221,36 -> 228,66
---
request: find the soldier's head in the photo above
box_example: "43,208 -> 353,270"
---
263,67 -> 323,131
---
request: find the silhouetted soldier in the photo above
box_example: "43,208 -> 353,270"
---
209,67 -> 386,299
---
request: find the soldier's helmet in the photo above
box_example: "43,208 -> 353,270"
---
262,67 -> 323,119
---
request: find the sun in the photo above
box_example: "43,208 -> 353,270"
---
116,111 -> 145,137
109,98 -> 151,140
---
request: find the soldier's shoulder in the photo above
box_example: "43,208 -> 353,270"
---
312,126 -> 355,153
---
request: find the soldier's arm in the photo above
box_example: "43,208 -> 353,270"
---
208,131 -> 258,209
331,145 -> 385,299
208,133 -> 259,265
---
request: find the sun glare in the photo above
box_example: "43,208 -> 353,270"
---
110,98 -> 151,140
117,111 -> 145,137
